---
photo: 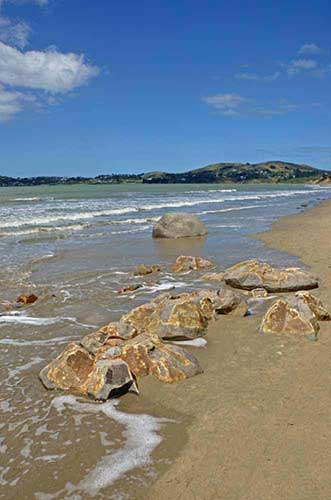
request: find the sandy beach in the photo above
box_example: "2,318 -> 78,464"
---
142,200 -> 331,500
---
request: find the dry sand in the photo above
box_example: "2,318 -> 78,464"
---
140,200 -> 331,500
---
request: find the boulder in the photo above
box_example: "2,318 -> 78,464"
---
173,255 -> 213,273
135,264 -> 161,276
152,213 -> 207,239
295,291 -> 331,321
16,293 -> 38,305
39,331 -> 203,399
39,343 -> 138,400
224,260 -> 318,292
260,297 -> 319,338
98,332 -> 203,383
118,288 -> 247,340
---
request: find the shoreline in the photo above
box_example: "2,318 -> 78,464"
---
142,199 -> 331,500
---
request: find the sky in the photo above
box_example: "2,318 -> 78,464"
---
0,0 -> 330,177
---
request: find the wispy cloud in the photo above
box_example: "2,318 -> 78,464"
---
235,71 -> 280,82
287,58 -> 317,75
202,93 -> 300,117
298,43 -> 323,55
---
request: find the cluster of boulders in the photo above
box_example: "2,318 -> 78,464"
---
39,256 -> 330,402
39,283 -> 247,400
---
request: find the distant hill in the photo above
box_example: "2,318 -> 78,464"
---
142,161 -> 328,184
0,161 -> 329,187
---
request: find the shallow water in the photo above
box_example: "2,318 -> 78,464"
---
0,182 -> 330,499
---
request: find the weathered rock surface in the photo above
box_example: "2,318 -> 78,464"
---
117,288 -> 247,340
251,288 -> 268,298
200,271 -> 225,282
135,264 -> 161,276
98,332 -> 202,383
173,255 -> 213,273
152,213 -> 207,239
39,329 -> 203,399
295,291 -> 331,321
16,293 -> 38,305
39,343 -> 138,400
224,260 -> 318,292
260,296 -> 319,338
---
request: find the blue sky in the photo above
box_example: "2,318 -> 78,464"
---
0,0 -> 330,176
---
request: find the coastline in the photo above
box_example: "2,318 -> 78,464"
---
142,199 -> 331,500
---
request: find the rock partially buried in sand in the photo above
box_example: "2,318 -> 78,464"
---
39,343 -> 138,400
39,330 -> 203,399
295,291 -> 331,321
224,259 -> 318,292
173,255 -> 213,273
16,293 -> 38,305
260,296 -> 319,338
152,213 -> 207,239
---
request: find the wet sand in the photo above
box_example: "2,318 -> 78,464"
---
143,200 -> 331,500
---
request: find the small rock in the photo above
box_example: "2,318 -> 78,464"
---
16,293 -> 38,305
135,264 -> 161,276
251,288 -> 268,298
173,255 -> 213,273
117,284 -> 142,294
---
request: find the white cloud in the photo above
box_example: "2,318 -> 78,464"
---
201,93 -> 247,115
287,58 -> 318,75
0,42 -> 99,92
202,93 -> 300,117
235,71 -> 280,82
0,83 -> 34,120
299,43 -> 323,55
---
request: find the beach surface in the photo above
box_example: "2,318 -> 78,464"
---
144,200 -> 331,500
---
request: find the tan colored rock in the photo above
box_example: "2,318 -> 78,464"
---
295,291 -> 331,321
98,332 -> 203,383
251,288 -> 268,298
39,343 -> 137,400
224,259 -> 318,292
173,255 -> 213,273
200,271 -> 225,282
16,293 -> 38,305
135,264 -> 161,276
260,297 -> 319,338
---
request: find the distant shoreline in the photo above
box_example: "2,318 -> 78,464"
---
1,160 -> 330,187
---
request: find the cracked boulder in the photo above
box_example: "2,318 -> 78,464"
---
260,296 -> 319,339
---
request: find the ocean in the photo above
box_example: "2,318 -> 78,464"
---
0,182 -> 330,499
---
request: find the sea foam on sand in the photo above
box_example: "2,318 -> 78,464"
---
34,395 -> 172,499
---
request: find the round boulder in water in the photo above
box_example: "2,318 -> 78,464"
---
152,213 -> 207,239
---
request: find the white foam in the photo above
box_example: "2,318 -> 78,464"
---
34,395 -> 172,498
144,281 -> 187,294
7,356 -> 43,379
